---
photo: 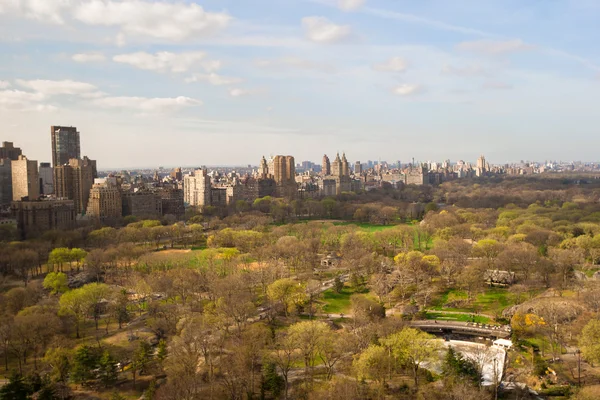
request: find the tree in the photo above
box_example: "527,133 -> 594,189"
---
71,345 -> 100,386
353,344 -> 389,386
98,350 -> 118,387
381,327 -> 441,388
267,278 -> 306,317
59,288 -> 88,338
580,319 -> 600,365
82,283 -> 111,330
271,330 -> 300,400
110,288 -> 130,330
43,272 -> 69,294
44,347 -> 72,385
0,372 -> 32,400
288,321 -> 330,389
131,341 -> 152,388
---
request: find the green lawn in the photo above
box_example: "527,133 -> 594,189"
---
430,287 -> 519,315
321,288 -> 355,314
425,312 -> 491,324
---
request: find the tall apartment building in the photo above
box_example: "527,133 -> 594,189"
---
322,155 -> 331,176
156,188 -> 185,218
354,161 -> 362,175
54,157 -> 95,215
86,182 -> 122,221
0,159 -> 12,206
39,162 -> 54,195
12,155 -> 39,201
51,126 -> 80,167
184,169 -> 211,207
270,155 -> 297,198
0,142 -> 22,161
11,199 -> 75,238
122,191 -> 162,219
170,167 -> 182,181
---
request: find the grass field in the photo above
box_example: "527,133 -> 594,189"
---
321,287 -> 354,314
430,287 -> 519,315
425,312 -> 491,324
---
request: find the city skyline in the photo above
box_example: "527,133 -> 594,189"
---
1,0 -> 599,166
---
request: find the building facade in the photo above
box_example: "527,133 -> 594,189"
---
54,157 -> 95,215
86,182 -> 122,221
39,162 -> 54,195
0,142 -> 22,161
11,199 -> 75,238
156,188 -> 185,218
51,126 -> 80,167
0,159 -> 12,206
184,169 -> 211,207
12,155 -> 39,201
122,191 -> 162,219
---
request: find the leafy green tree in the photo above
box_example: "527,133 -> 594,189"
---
267,278 -> 306,317
381,327 -> 441,388
111,288 -> 130,330
261,362 -> 284,399
71,345 -> 100,385
0,372 -> 31,400
353,344 -> 389,386
288,321 -> 330,388
131,341 -> 152,388
42,272 -> 69,294
580,319 -> 600,365
44,347 -> 72,385
98,350 -> 118,387
58,288 -> 87,338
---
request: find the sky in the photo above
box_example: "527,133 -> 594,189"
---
0,0 -> 599,169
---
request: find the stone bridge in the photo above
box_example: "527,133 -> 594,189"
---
410,320 -> 512,339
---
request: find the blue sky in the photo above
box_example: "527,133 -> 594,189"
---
0,0 -> 599,168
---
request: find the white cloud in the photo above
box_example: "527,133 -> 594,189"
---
338,0 -> 365,11
255,57 -> 335,73
441,64 -> 486,77
16,79 -> 98,96
302,16 -> 351,43
393,84 -> 422,96
113,51 -> 220,73
373,57 -> 408,72
72,52 -> 106,63
93,96 -> 202,113
457,39 -> 533,55
0,81 -> 10,89
0,0 -> 72,25
229,88 -> 250,97
0,89 -> 47,111
186,73 -> 242,86
73,1 -> 231,41
483,81 -> 512,90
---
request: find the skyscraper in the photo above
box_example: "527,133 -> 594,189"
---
54,157 -> 95,215
0,142 -> 22,161
39,162 -> 54,195
51,126 -> 80,167
322,155 -> 331,176
184,169 -> 211,207
11,155 -> 39,201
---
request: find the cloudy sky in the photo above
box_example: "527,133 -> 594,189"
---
1,0 -> 599,168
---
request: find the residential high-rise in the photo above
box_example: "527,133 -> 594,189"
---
39,162 -> 54,195
184,169 -> 211,207
0,159 -> 13,206
170,167 -> 182,181
322,155 -> 331,176
270,155 -> 297,198
51,126 -> 80,167
12,155 -> 39,201
122,191 -> 162,219
331,153 -> 342,177
86,181 -> 122,221
354,161 -> 362,175
0,142 -> 22,161
54,157 -> 95,215
341,153 -> 350,176
11,199 -> 75,238
476,155 -> 487,177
